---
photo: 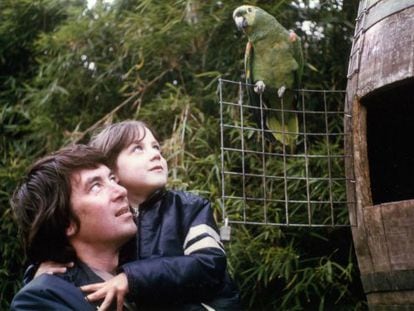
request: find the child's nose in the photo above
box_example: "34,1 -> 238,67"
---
150,149 -> 162,160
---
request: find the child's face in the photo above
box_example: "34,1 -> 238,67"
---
115,128 -> 168,201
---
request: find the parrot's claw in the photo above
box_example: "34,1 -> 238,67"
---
278,86 -> 286,98
254,81 -> 266,94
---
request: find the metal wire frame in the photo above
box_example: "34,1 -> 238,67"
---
218,78 -> 356,227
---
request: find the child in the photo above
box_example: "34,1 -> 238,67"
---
85,120 -> 241,310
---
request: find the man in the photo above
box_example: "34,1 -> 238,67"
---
10,144 -> 137,310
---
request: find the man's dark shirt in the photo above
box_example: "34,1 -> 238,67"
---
12,261 -> 104,310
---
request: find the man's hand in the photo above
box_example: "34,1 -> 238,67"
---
80,273 -> 129,311
34,261 -> 74,278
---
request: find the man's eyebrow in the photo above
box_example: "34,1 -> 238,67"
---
83,175 -> 102,190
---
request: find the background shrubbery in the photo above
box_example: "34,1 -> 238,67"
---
0,0 -> 366,309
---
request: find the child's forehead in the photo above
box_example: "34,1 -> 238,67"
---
122,125 -> 147,144
121,126 -> 161,150
124,129 -> 160,146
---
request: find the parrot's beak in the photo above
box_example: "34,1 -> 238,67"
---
234,16 -> 247,32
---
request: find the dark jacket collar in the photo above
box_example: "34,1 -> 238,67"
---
140,187 -> 167,209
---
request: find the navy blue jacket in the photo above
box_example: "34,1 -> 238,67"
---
121,189 -> 241,310
11,262 -> 100,310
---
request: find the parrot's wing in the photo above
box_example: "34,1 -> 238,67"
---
244,41 -> 253,86
245,41 -> 280,144
288,35 -> 302,151
245,41 -> 264,130
255,36 -> 300,149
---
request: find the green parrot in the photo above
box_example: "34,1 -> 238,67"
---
233,5 -> 303,152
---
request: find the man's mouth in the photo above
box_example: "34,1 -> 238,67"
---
115,206 -> 130,217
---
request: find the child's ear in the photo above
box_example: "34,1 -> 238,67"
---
66,222 -> 77,237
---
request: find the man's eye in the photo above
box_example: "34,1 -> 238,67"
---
109,175 -> 118,183
90,183 -> 101,192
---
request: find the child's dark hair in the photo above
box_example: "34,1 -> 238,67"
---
89,120 -> 159,168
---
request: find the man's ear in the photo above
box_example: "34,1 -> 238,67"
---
66,222 -> 77,237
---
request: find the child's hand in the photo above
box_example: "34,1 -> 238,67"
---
34,261 -> 74,278
80,273 -> 129,311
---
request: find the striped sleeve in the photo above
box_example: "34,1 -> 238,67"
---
183,224 -> 225,255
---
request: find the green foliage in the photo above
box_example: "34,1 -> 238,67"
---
0,104 -> 36,307
228,225 -> 365,310
0,3 -> 83,308
0,0 -> 366,309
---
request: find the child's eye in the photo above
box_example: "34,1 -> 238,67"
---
153,144 -> 160,150
132,145 -> 143,152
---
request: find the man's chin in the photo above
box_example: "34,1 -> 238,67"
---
120,227 -> 137,244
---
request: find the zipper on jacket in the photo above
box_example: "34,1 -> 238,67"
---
133,204 -> 141,258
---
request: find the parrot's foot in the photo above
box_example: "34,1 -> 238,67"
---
254,81 -> 266,94
278,86 -> 286,98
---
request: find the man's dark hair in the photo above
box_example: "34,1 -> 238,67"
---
11,144 -> 109,263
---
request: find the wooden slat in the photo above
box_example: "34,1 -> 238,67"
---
363,205 -> 391,271
357,6 -> 414,97
381,200 -> 414,270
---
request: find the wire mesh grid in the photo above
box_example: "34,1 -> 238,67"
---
218,78 -> 356,227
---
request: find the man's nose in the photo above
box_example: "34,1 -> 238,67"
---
111,182 -> 128,199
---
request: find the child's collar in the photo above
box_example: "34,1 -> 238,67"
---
140,187 -> 167,208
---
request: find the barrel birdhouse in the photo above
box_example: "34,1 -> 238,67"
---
345,0 -> 414,308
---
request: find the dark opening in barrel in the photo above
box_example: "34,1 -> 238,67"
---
364,77 -> 414,205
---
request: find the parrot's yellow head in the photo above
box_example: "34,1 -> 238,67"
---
233,5 -> 257,33
233,5 -> 275,37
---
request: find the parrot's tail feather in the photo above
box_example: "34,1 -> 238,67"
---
266,113 -> 299,153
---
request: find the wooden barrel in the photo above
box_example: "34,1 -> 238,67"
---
345,0 -> 414,309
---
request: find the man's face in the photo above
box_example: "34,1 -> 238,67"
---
68,164 -> 136,248
115,128 -> 168,201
